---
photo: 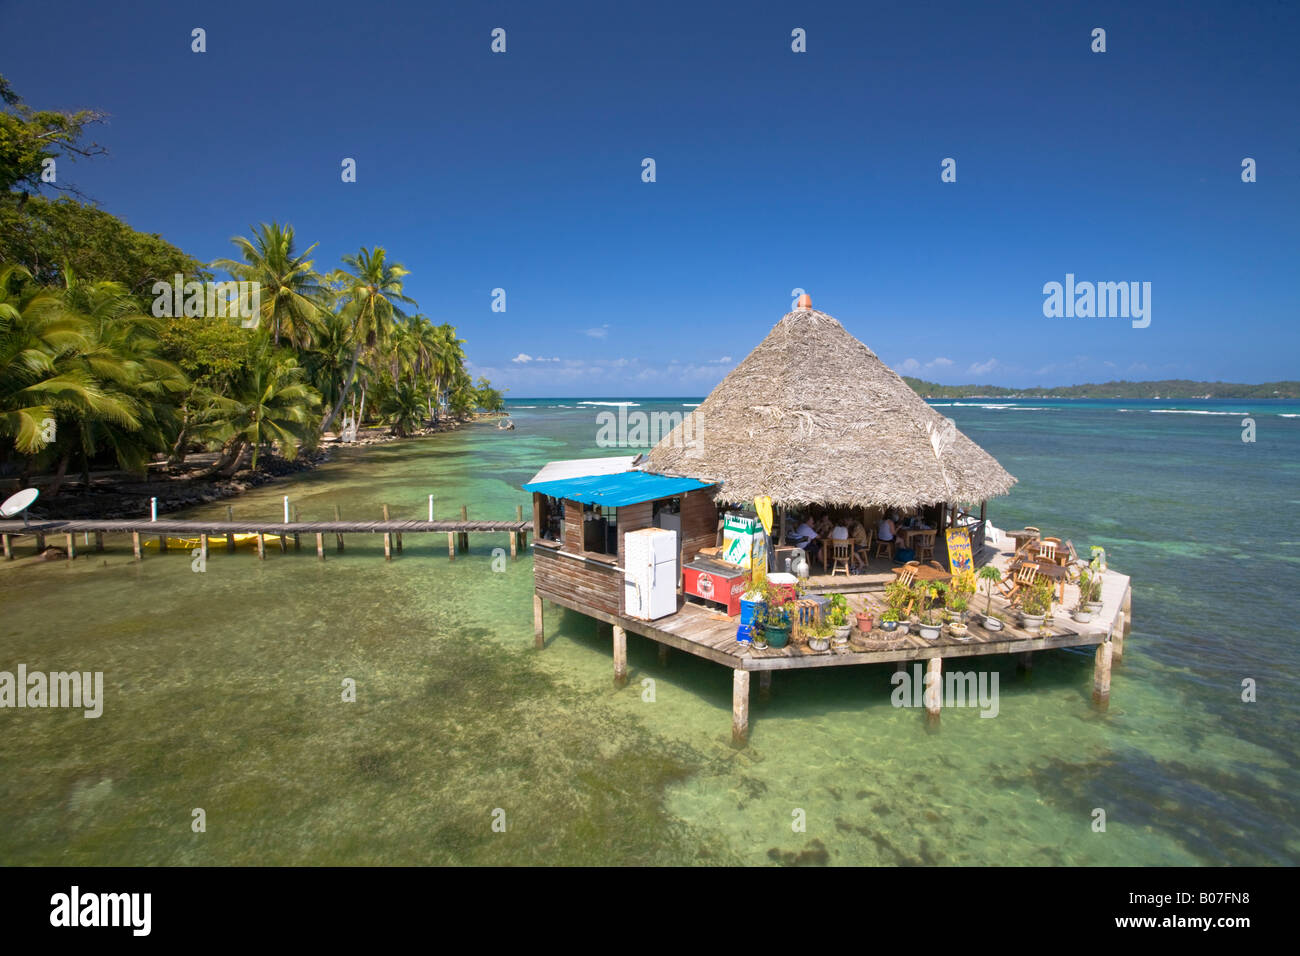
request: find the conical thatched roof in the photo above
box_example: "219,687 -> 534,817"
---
641,307 -> 1016,509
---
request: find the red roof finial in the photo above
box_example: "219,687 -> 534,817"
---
796,293 -> 812,310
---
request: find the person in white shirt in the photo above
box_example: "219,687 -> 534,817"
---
878,514 -> 897,543
790,519 -> 817,548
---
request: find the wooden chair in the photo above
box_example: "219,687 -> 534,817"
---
913,531 -> 936,563
1000,563 -> 1039,603
829,538 -> 853,577
1035,539 -> 1058,563
873,533 -> 894,561
856,528 -> 875,567
897,563 -> 920,588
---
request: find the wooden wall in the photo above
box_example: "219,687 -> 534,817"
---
680,489 -> 720,565
534,545 -> 620,616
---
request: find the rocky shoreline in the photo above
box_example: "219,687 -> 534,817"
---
14,419 -> 481,521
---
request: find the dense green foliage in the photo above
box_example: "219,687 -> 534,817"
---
0,77 -> 502,490
903,376 -> 1300,400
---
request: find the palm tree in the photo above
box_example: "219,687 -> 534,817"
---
58,271 -> 186,486
320,246 -> 415,435
211,222 -> 327,350
225,341 -> 320,471
0,266 -> 135,462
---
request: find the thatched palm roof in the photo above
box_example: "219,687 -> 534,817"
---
641,306 -> 1016,509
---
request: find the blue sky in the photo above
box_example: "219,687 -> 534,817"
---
4,0 -> 1297,395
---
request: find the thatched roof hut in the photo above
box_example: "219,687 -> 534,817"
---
641,302 -> 1016,509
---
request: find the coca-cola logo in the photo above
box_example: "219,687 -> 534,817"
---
697,573 -> 713,598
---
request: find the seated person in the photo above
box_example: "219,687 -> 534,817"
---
878,513 -> 898,543
788,518 -> 817,550
850,520 -> 870,567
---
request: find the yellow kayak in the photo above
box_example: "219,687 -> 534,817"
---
142,533 -> 284,550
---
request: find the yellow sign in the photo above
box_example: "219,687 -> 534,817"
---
754,496 -> 773,536
946,527 -> 973,576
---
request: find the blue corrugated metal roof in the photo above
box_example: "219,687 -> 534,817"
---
522,470 -> 713,507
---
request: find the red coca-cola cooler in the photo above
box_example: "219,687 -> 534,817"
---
682,556 -> 749,617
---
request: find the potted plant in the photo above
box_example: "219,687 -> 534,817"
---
826,593 -> 854,640
946,593 -> 968,623
1079,568 -> 1104,614
1019,580 -> 1053,630
880,609 -> 899,631
977,565 -> 1002,627
806,618 -> 833,652
758,602 -> 791,649
916,582 -> 943,641
948,619 -> 970,640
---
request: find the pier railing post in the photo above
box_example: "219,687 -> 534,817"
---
732,669 -> 750,745
132,532 -> 141,561
613,625 -> 628,687
382,504 -> 393,561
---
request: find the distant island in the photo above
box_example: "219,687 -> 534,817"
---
902,377 -> 1300,400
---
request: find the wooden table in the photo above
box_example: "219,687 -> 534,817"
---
1008,529 -> 1039,554
890,564 -> 951,583
1035,559 -> 1068,604
897,527 -> 936,549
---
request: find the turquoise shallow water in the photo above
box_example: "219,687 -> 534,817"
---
1,397 -> 1297,865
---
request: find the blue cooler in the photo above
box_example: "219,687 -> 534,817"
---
895,547 -> 915,563
737,595 -> 764,643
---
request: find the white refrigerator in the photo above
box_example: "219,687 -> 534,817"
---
623,528 -> 678,621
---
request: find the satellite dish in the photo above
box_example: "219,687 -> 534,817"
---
1,488 -> 39,525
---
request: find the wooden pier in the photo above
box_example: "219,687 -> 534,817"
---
0,513 -> 530,563
533,541 -> 1132,745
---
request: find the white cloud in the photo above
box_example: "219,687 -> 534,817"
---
928,357 -> 954,368
585,324 -> 610,339
511,353 -> 533,364
967,358 -> 998,376
900,358 -> 921,372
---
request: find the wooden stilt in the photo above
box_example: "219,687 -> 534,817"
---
732,669 -> 750,745
132,532 -> 142,561
458,505 -> 469,552
292,506 -> 301,552
514,505 -> 523,560
158,533 -> 167,553
1017,651 -> 1034,672
1122,589 -> 1132,637
35,531 -> 45,553
384,532 -> 392,561
278,528 -> 286,553
200,533 -> 209,565
613,625 -> 628,687
1112,611 -> 1125,662
448,532 -> 456,561
658,643 -> 669,667
1092,640 -> 1112,709
65,532 -> 75,561
94,531 -> 104,552
925,656 -> 942,724
316,532 -> 325,560
226,506 -> 236,552
334,505 -> 344,552
257,533 -> 266,560
533,594 -> 544,648
758,669 -> 772,701
2,534 -> 10,560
